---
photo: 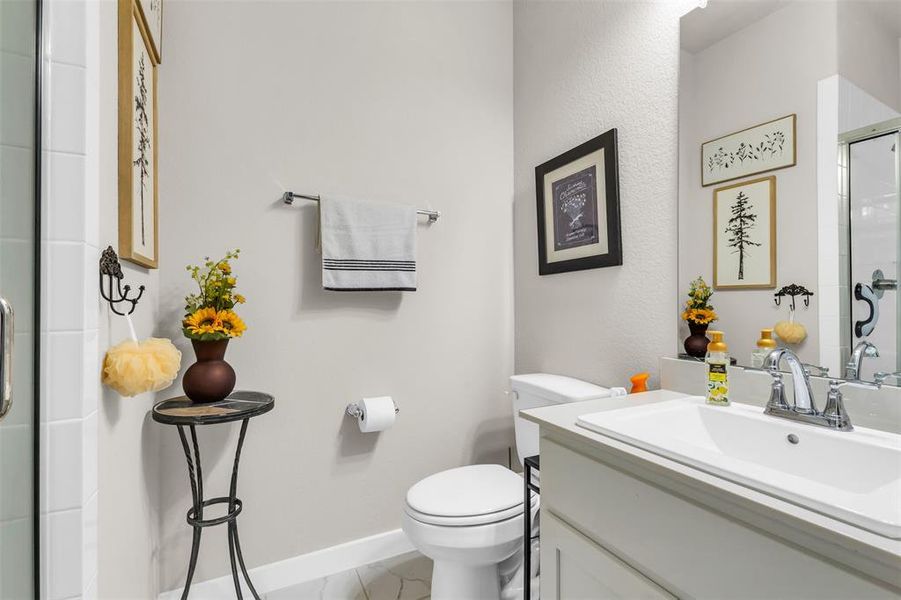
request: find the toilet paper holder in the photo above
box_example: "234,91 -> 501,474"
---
345,400 -> 400,419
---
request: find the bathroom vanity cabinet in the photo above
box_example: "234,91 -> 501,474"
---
524,391 -> 901,600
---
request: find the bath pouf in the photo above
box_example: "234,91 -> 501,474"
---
102,337 -> 182,397
774,320 -> 807,345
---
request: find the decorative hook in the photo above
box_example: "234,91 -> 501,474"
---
774,283 -> 813,312
99,246 -> 145,316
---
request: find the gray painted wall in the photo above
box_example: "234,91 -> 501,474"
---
97,0 -> 163,597
838,1 -> 901,114
513,1 -> 686,389
678,2 -> 839,366
155,1 -> 514,590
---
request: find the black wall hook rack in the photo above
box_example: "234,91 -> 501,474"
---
774,283 -> 813,311
100,246 -> 144,316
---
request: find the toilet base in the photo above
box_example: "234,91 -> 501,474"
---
432,561 -> 500,600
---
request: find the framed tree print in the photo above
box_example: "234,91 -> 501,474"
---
118,0 -> 158,268
136,0 -> 162,63
713,176 -> 776,289
535,128 -> 622,275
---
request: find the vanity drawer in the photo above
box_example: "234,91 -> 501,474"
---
541,510 -> 674,600
540,436 -> 898,598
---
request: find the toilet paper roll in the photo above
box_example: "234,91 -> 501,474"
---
358,396 -> 396,433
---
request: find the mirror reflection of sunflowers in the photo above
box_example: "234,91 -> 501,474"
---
681,276 -> 718,326
182,249 -> 248,341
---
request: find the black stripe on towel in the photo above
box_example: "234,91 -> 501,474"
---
322,265 -> 416,272
325,287 -> 417,292
323,260 -> 415,266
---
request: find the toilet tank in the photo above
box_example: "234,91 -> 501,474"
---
510,374 -> 614,466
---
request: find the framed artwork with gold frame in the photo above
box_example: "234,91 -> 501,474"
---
136,0 -> 162,63
713,175 -> 776,290
118,0 -> 159,268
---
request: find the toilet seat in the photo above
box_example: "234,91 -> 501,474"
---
405,500 -> 532,527
404,464 -> 534,527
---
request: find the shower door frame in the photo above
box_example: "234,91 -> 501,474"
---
32,0 -> 43,590
838,116 -> 901,372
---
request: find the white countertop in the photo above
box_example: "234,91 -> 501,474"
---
521,389 -> 901,575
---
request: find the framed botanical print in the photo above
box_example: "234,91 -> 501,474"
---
713,176 -> 776,289
136,0 -> 162,63
118,0 -> 158,268
702,114 -> 796,187
535,128 -> 622,275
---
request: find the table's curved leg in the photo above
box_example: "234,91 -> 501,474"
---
228,521 -> 243,600
232,521 -> 258,599
227,419 -> 260,599
178,426 -> 204,600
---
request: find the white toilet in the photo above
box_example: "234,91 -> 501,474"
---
402,374 -> 616,600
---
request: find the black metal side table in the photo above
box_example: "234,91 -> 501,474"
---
152,391 -> 274,600
523,454 -> 540,600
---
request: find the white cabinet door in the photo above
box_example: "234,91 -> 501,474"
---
541,511 -> 674,600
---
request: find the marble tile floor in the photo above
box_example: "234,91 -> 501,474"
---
266,551 -> 433,600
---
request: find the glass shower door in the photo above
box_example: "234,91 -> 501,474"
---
848,126 -> 901,381
0,0 -> 40,597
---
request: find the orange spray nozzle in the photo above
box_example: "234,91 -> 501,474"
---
630,372 -> 650,394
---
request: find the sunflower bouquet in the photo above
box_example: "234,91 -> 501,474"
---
681,276 -> 717,326
182,250 -> 247,341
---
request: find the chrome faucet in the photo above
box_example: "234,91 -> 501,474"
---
846,341 -> 879,381
758,348 -> 857,431
875,371 -> 901,386
763,348 -> 817,414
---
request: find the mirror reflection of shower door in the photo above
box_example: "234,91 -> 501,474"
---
0,0 -> 40,596
848,126 -> 901,381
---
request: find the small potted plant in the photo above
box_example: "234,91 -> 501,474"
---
681,276 -> 717,358
181,249 -> 247,403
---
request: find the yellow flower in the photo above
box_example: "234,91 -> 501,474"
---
226,277 -> 236,286
216,310 -> 247,337
682,307 -> 718,325
218,262 -> 231,274
234,294 -> 246,304
184,307 -> 221,335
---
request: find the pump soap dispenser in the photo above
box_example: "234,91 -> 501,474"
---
751,328 -> 777,368
706,331 -> 730,406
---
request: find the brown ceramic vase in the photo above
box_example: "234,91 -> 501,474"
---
683,322 -> 710,358
182,339 -> 236,403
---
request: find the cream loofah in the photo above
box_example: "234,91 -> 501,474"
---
774,320 -> 807,344
102,337 -> 182,397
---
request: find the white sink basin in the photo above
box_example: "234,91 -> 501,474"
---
577,397 -> 901,538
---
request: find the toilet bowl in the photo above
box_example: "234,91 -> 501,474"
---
402,464 -> 538,600
402,374 -> 617,599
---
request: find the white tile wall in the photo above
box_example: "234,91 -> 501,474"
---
817,75 -> 843,374
40,0 -> 99,598
45,509 -> 83,599
46,152 -> 86,242
45,420 -> 83,512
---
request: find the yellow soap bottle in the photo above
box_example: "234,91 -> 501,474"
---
705,331 -> 729,406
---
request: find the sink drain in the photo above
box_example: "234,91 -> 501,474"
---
787,434 -> 799,445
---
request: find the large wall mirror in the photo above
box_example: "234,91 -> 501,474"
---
678,1 -> 901,384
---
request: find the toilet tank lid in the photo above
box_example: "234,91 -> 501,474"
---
510,373 -> 612,404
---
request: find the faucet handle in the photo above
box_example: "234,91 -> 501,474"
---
822,380 -> 854,431
802,363 -> 829,377
764,370 -> 790,413
875,371 -> 901,386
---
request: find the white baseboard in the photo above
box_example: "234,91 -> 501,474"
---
158,529 -> 414,600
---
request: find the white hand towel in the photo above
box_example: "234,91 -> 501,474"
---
319,197 -> 417,291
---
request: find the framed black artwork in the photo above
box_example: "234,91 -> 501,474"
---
535,128 -> 622,275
